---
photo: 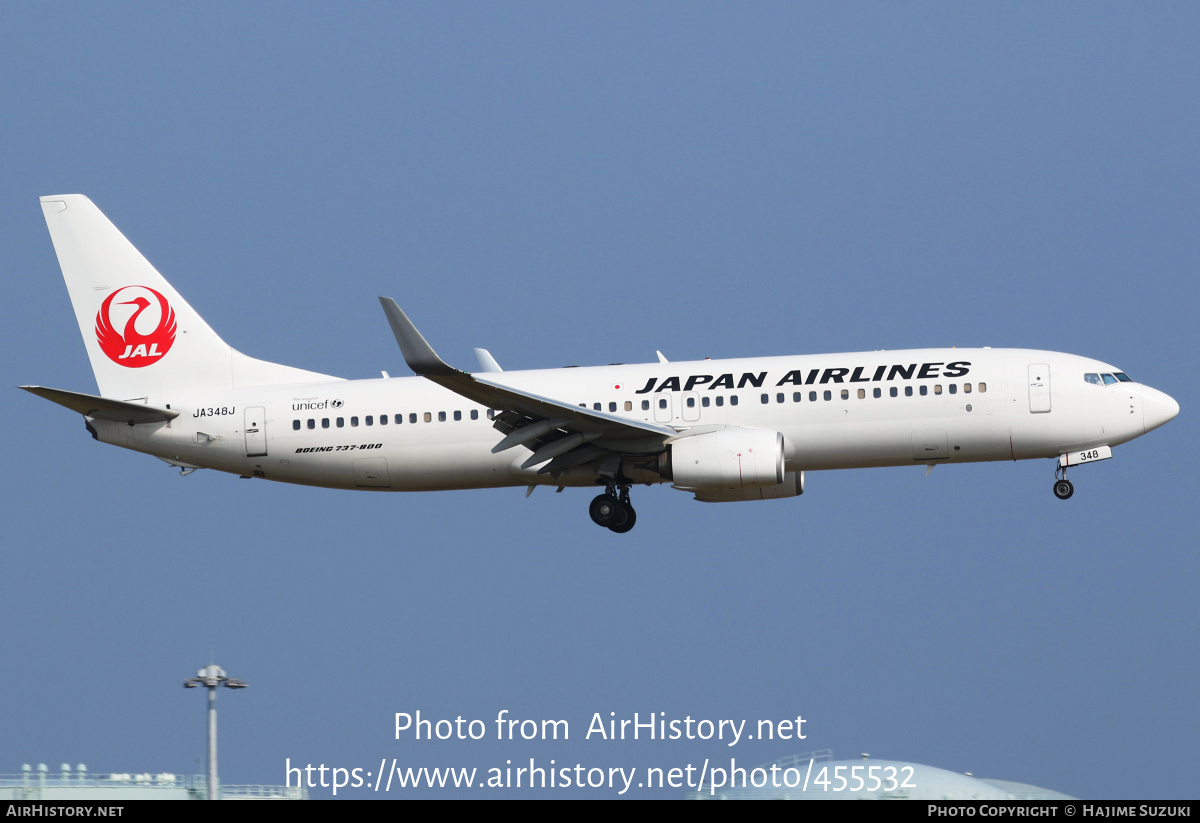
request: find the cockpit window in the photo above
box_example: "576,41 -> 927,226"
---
1102,374 -> 1118,385
1114,372 -> 1133,383
1085,373 -> 1102,385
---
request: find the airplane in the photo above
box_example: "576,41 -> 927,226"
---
22,195 -> 1179,533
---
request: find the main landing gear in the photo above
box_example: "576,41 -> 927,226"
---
589,483 -> 637,533
1053,465 -> 1074,500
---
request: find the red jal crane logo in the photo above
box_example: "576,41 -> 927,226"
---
95,286 -> 177,367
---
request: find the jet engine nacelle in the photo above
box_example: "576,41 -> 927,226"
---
693,471 -> 805,502
661,427 -> 785,490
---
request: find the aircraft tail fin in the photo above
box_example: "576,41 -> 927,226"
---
40,195 -> 338,400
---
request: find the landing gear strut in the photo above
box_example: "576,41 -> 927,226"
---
1053,465 -> 1074,500
609,487 -> 637,533
589,483 -> 637,532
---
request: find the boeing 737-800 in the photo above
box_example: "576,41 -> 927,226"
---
22,195 -> 1179,532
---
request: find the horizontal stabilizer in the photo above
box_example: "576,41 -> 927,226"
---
20,385 -> 179,424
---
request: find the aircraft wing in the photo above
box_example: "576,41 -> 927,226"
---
21,385 -> 179,424
379,298 -> 674,473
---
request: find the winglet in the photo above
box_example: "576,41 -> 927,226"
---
474,348 -> 503,373
378,297 -> 459,377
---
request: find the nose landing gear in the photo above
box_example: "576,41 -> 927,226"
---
589,483 -> 637,532
1053,465 -> 1074,500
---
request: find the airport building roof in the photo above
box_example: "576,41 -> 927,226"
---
688,750 -> 1075,800
0,763 -> 306,801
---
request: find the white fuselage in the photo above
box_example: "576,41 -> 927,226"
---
33,194 -> 1180,530
89,347 -> 1176,493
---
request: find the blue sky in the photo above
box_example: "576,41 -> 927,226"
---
2,3 -> 1196,798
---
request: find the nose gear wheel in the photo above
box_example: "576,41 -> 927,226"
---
1053,465 -> 1074,500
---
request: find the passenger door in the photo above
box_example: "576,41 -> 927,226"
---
244,406 -> 267,457
1028,364 -> 1051,413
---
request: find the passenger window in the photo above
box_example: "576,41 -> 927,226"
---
307,419 -> 315,429
438,412 -> 446,422
701,397 -> 710,408
470,410 -> 479,420
292,420 -> 300,430
608,402 -> 617,412
920,386 -> 928,396
978,383 -> 987,393
890,387 -> 898,397
624,401 -> 632,411
905,387 -> 913,397
487,410 -> 496,420
840,389 -> 849,400
857,389 -> 865,399
395,414 -> 402,424
593,402 -> 602,411
641,400 -> 650,411
658,398 -> 667,409
776,393 -> 784,403
934,385 -> 942,395
761,394 -> 769,404
379,414 -> 387,425
336,417 -> 344,427
322,418 -> 329,428
410,413 -> 418,424
454,410 -> 462,421
730,396 -> 738,406
824,390 -> 832,401
963,383 -> 972,394
949,384 -> 957,395
687,397 -> 696,408
809,391 -> 817,401
715,396 -> 724,407
873,388 -> 881,398
351,416 -> 359,427
423,412 -> 431,423
366,416 -> 374,426
1085,373 -> 1102,385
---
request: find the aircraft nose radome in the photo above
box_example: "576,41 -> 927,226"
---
1143,388 -> 1180,434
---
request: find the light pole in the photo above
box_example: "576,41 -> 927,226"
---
184,664 -> 247,800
